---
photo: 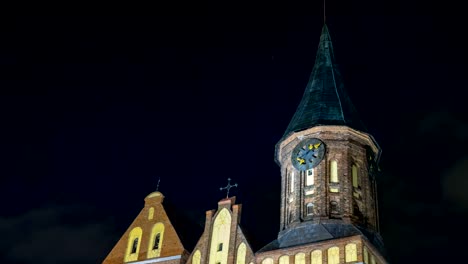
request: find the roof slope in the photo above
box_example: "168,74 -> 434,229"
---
282,24 -> 365,139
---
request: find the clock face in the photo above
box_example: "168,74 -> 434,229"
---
291,138 -> 326,171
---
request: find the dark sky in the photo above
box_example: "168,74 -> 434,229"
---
1,2 -> 468,264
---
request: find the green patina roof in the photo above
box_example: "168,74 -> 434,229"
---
282,24 -> 366,139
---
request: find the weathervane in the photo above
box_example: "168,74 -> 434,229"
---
219,178 -> 238,198
156,177 -> 161,192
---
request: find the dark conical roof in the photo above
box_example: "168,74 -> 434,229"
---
282,24 -> 366,139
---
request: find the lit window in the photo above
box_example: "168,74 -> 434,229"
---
290,171 -> 295,193
125,227 -> 142,262
148,207 -> 154,220
279,255 -> 289,264
352,164 -> 359,188
236,243 -> 246,264
330,160 -> 338,183
295,253 -> 305,264
306,169 -> 314,186
262,258 -> 273,264
193,250 -> 201,264
311,250 -> 322,264
371,255 -> 376,264
327,247 -> 339,264
147,223 -> 164,258
364,247 -> 369,263
345,243 -> 357,262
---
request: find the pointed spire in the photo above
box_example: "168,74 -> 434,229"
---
281,24 -> 365,139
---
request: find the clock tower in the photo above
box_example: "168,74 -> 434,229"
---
270,24 -> 386,258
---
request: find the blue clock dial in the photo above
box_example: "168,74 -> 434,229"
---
291,138 -> 325,171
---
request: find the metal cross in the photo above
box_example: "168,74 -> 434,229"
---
156,177 -> 161,192
219,178 -> 238,198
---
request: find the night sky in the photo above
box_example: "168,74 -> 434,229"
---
2,2 -> 468,264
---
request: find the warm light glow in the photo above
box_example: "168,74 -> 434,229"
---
352,165 -> 358,188
124,227 -> 142,262
295,253 -> 305,264
147,223 -> 164,258
345,243 -> 357,262
148,207 -> 154,220
311,250 -> 322,264
330,160 -> 338,183
193,250 -> 201,264
328,247 -> 339,264
279,255 -> 289,264
209,208 -> 231,264
236,243 -> 246,264
290,171 -> 295,193
262,258 -> 273,264
306,169 -> 314,186
364,247 -> 369,263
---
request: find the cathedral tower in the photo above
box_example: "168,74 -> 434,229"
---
256,24 -> 387,263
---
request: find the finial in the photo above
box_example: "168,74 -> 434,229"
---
156,177 -> 161,192
324,0 -> 326,24
219,178 -> 238,198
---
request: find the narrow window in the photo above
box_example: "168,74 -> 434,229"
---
279,255 -> 289,264
306,168 -> 314,186
311,250 -> 322,264
290,171 -> 295,193
153,233 -> 161,250
131,237 -> 138,254
218,243 -> 223,251
345,243 -> 357,262
193,250 -> 201,264
306,203 -> 314,215
295,253 -> 305,264
330,160 -> 338,183
352,164 -> 359,188
327,247 -> 340,264
236,243 -> 246,264
148,207 -> 154,220
371,255 -> 376,264
364,247 -> 369,263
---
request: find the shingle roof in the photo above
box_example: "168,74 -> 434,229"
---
281,24 -> 366,140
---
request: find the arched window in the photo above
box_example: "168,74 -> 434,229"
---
311,250 -> 322,264
363,247 -> 369,264
330,160 -> 338,183
147,223 -> 164,258
352,164 -> 359,188
236,243 -> 246,264
261,258 -> 273,264
370,255 -> 376,264
345,243 -> 357,262
327,247 -> 339,264
279,255 -> 289,264
306,203 -> 314,215
148,207 -> 154,220
306,168 -> 314,186
193,250 -> 201,264
290,171 -> 295,193
124,227 -> 142,262
295,252 -> 305,264
209,208 -> 231,264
